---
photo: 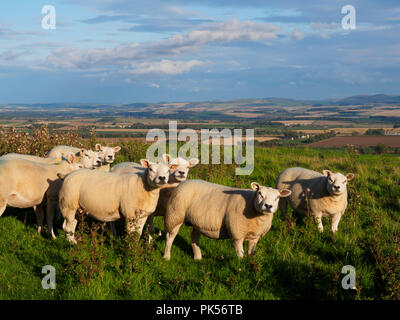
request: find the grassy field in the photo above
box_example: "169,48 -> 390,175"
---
0,141 -> 399,300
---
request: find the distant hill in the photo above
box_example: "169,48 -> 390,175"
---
1,94 -> 399,122
328,94 -> 400,106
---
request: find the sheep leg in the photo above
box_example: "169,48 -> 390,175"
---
147,213 -> 155,243
110,222 -> 117,237
315,213 -> 324,232
0,197 -> 7,217
191,228 -> 202,260
34,205 -> 44,234
125,218 -> 136,234
62,210 -> 78,244
233,239 -> 244,258
163,223 -> 183,260
331,213 -> 342,233
135,215 -> 149,236
46,200 -> 57,239
247,238 -> 259,256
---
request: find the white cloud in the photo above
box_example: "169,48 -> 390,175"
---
150,83 -> 160,88
45,20 -> 282,71
291,29 -> 304,40
128,59 -> 205,75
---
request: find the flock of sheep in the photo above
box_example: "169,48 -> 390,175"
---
0,144 -> 354,260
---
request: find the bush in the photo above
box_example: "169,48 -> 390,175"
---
365,128 -> 385,136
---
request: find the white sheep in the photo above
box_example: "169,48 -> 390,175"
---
0,153 -> 61,164
94,143 -> 121,171
95,143 -> 121,164
275,167 -> 354,233
46,145 -> 102,169
111,155 -> 199,241
0,154 -> 82,238
59,159 -> 175,244
163,180 -> 291,260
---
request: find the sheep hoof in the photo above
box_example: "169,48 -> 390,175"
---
67,236 -> 77,245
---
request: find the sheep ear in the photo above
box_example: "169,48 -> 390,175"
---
140,159 -> 150,168
323,170 -> 332,177
188,158 -> 199,168
346,173 -> 355,181
162,154 -> 171,164
67,153 -> 75,164
95,144 -> 102,151
251,182 -> 260,191
169,164 -> 178,172
279,189 -> 292,198
114,146 -> 121,153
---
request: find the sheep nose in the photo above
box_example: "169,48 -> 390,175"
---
178,171 -> 185,175
108,155 -> 113,159
159,176 -> 166,181
334,185 -> 340,190
265,204 -> 272,209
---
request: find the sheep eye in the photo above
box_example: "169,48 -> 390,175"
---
258,191 -> 263,197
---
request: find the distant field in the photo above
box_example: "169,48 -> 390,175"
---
308,136 -> 400,148
298,128 -> 400,135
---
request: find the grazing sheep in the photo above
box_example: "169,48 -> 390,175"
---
163,180 -> 291,260
0,153 -> 61,164
46,145 -> 102,169
59,159 -> 175,244
0,154 -> 82,238
111,155 -> 199,241
275,167 -> 354,233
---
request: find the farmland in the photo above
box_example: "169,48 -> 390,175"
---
0,126 -> 399,300
0,95 -> 399,300
308,136 -> 400,148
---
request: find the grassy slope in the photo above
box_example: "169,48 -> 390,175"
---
0,146 -> 399,300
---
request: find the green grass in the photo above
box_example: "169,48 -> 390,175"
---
0,146 -> 399,300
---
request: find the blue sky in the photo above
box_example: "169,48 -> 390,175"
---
0,0 -> 399,103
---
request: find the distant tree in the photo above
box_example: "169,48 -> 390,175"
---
375,143 -> 388,154
393,123 -> 400,128
365,128 -> 385,136
283,131 -> 298,139
352,131 -> 360,136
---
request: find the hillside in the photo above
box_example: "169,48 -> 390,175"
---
0,142 -> 399,300
1,94 -> 400,123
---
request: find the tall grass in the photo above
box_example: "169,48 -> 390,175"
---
0,126 -> 398,300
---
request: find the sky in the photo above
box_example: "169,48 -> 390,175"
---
0,0 -> 399,103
